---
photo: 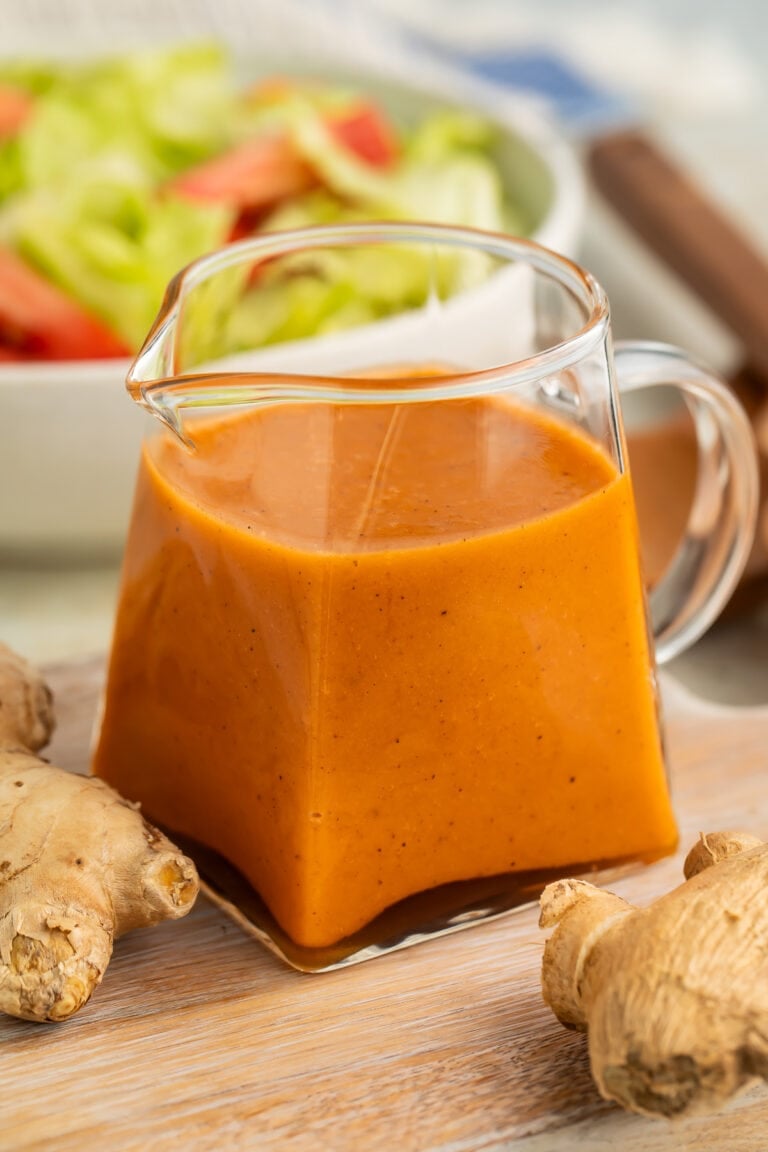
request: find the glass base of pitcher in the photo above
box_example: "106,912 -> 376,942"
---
174,834 -> 671,972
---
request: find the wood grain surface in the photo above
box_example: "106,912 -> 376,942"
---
2,657 -> 768,1152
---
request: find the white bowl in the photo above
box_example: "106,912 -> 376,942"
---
0,69 -> 584,558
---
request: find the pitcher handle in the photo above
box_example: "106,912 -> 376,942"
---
614,341 -> 759,665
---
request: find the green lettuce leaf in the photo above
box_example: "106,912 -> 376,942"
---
6,175 -> 233,348
12,43 -> 235,190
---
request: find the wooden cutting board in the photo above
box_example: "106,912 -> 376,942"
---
2,657 -> 768,1152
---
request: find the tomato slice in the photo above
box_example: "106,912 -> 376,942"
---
0,82 -> 34,140
171,102 -> 399,213
171,132 -> 316,211
328,104 -> 398,168
0,249 -> 131,361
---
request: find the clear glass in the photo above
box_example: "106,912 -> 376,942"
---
94,223 -> 758,971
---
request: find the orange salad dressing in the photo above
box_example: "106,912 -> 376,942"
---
93,386 -> 678,949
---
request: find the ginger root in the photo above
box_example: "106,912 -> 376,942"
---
540,832 -> 768,1118
0,643 -> 199,1023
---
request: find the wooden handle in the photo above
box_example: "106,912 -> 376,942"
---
588,129 -> 768,382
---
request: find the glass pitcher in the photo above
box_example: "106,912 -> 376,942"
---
92,223 -> 758,970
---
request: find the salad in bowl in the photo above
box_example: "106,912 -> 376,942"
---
0,42 -> 583,551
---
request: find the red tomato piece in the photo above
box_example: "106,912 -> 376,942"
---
171,101 -> 399,212
328,103 -> 399,168
0,83 -> 34,140
170,133 -> 317,211
0,249 -> 131,361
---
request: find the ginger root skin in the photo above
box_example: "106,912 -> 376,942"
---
540,831 -> 768,1118
0,644 -> 199,1023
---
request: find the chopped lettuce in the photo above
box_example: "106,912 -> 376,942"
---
226,274 -> 364,350
208,104 -> 514,356
235,76 -> 363,141
0,138 -> 23,201
11,43 -> 236,189
209,103 -> 513,356
5,174 -> 233,348
281,101 -> 511,232
0,45 -> 239,349
0,44 -> 529,361
405,108 -> 499,162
